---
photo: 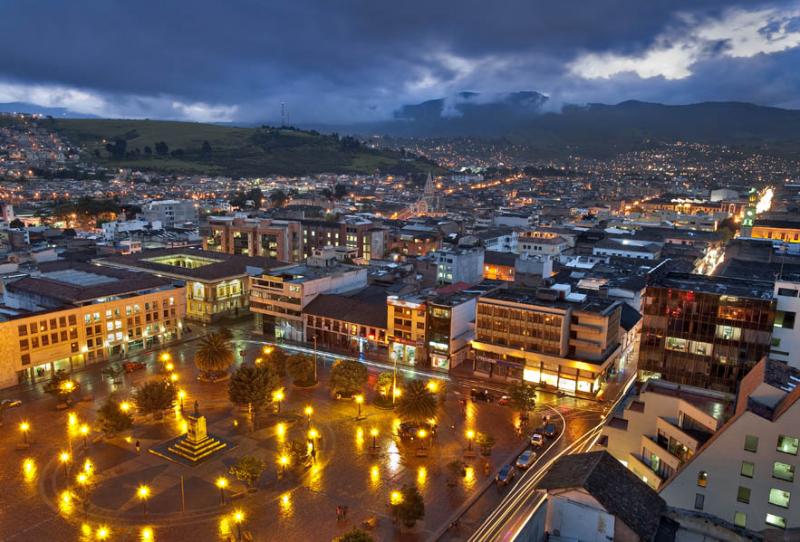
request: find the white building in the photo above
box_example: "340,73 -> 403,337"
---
141,200 -> 198,228
518,231 -> 568,256
771,280 -> 799,369
660,357 -> 800,532
434,247 -> 484,285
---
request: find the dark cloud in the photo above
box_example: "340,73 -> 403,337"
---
0,0 -> 796,122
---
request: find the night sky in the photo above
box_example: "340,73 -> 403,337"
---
1,0 -> 799,122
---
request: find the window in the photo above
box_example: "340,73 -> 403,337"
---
744,435 -> 759,453
733,512 -> 746,528
665,337 -> 688,352
697,471 -> 708,487
773,462 -> 795,482
741,461 -> 755,478
774,311 -> 796,330
777,435 -> 799,455
766,513 -> 786,529
768,488 -> 790,508
777,287 -> 799,297
694,493 -> 705,510
737,486 -> 751,504
18,325 -> 27,336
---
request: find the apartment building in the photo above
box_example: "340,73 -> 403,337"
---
0,262 -> 185,389
518,231 -> 568,257
771,279 -> 800,368
96,248 -> 277,323
204,216 -> 302,262
250,248 -> 368,341
751,219 -> 800,244
639,271 -> 776,393
471,285 -> 624,395
434,246 -> 484,285
141,199 -> 198,228
426,292 -> 477,372
660,357 -> 800,532
387,294 -> 428,367
300,216 -> 387,261
482,251 -> 516,282
596,378 -> 733,490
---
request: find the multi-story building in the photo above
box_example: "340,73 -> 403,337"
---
596,378 -> 733,490
771,279 -> 799,368
203,216 -> 302,262
0,262 -> 185,389
434,246 -> 484,285
426,292 -> 476,372
96,248 -> 276,323
388,229 -> 441,257
250,248 -> 368,341
639,271 -> 776,393
482,251 -> 516,282
750,219 -> 800,244
471,286 -> 624,395
518,231 -> 568,257
141,199 -> 198,228
300,216 -> 387,261
660,357 -> 800,532
387,294 -> 428,367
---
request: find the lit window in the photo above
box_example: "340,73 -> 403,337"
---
697,471 -> 708,487
773,462 -> 795,482
741,461 -> 755,478
733,512 -> 746,528
765,513 -> 786,529
768,488 -> 790,508
744,435 -> 758,453
777,435 -> 799,455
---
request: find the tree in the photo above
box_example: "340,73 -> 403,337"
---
228,364 -> 280,416
320,187 -> 333,200
287,354 -> 316,385
200,140 -> 212,159
143,145 -> 152,156
391,484 -> 425,528
154,141 -> 169,156
508,382 -> 537,417
228,455 -> 266,488
9,218 -> 24,229
245,188 -> 264,207
329,359 -> 367,397
264,347 -> 288,377
376,372 -> 394,397
195,332 -> 234,379
97,397 -> 134,436
334,183 -> 348,199
396,380 -> 437,423
269,189 -> 288,208
475,433 -> 496,456
134,380 -> 176,417
334,528 -> 374,542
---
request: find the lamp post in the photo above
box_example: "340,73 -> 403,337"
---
177,390 -> 186,411
417,428 -> 428,449
137,484 -> 151,514
272,389 -> 284,414
216,476 -> 228,505
59,451 -> 71,479
79,424 -> 90,449
355,394 -> 364,420
304,405 -> 313,427
370,427 -> 379,450
19,421 -> 30,445
312,336 -> 318,383
232,509 -> 245,542
466,429 -> 475,451
278,454 -> 289,476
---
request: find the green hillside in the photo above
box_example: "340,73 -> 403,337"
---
51,118 -> 437,176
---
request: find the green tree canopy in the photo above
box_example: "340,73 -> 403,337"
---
97,396 -> 134,435
228,455 -> 266,487
264,347 -> 288,377
195,332 -> 234,378
135,380 -> 176,416
334,528 -> 374,542
228,364 -> 280,410
391,484 -> 425,528
287,354 -> 316,385
329,359 -> 368,396
508,382 -> 537,414
396,380 -> 438,423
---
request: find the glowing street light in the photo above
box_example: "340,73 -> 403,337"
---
278,454 -> 290,474
140,527 -> 154,541
67,412 -> 78,429
177,389 -> 186,410
216,476 -> 229,504
389,490 -> 404,506
275,422 -> 286,439
466,429 -> 475,451
426,380 -> 440,394
232,509 -> 245,541
165,362 -> 175,372
83,458 -> 94,475
96,525 -> 110,540
59,450 -> 72,478
119,401 -> 132,413
169,373 -> 178,384
272,389 -> 284,413
417,428 -> 428,449
19,421 -> 30,445
304,405 -> 313,426
370,427 -> 379,449
137,484 -> 151,514
160,352 -> 171,363
354,394 -> 365,420
80,424 -> 90,448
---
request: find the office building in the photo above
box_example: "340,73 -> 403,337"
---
387,294 -> 428,367
203,216 -> 302,262
434,246 -> 484,285
771,279 -> 799,368
141,199 -> 199,228
426,292 -> 477,372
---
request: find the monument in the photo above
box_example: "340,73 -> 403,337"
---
151,401 -> 232,465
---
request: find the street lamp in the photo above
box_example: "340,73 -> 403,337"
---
426,380 -> 440,394
216,476 -> 229,505
417,428 -> 428,449
119,401 -> 132,413
232,509 -> 245,541
19,421 -> 30,445
278,454 -> 290,475
160,352 -> 171,363
141,527 -> 154,541
355,394 -> 364,420
304,405 -> 313,426
177,389 -> 186,410
165,362 -> 175,372
59,451 -> 71,478
76,472 -> 89,503
272,389 -> 284,413
466,429 -> 475,451
389,490 -> 403,506
137,484 -> 151,514
96,526 -> 110,540
79,424 -> 90,448
370,427 -> 379,449
312,336 -> 318,383
169,373 -> 178,384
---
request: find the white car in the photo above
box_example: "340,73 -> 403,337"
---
515,449 -> 537,469
530,433 -> 544,447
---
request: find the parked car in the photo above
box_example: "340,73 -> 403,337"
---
495,464 -> 516,485
543,423 -> 558,438
333,389 -> 356,400
396,421 -> 437,441
515,449 -> 537,469
471,388 -> 493,402
497,395 -> 510,406
530,433 -> 544,447
123,361 -> 146,373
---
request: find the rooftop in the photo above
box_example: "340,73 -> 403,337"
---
481,287 -> 620,315
650,271 -> 774,300
267,262 -> 364,283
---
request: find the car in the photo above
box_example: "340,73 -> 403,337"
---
470,388 -> 492,402
530,433 -> 544,447
543,423 -> 558,438
515,449 -> 537,469
123,361 -> 146,373
497,395 -> 510,406
495,464 -> 516,485
333,390 -> 356,400
1,399 -> 22,409
396,421 -> 437,441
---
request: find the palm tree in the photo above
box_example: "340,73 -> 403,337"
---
195,332 -> 234,379
396,380 -> 438,423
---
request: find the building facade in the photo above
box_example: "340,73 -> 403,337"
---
434,247 -> 484,285
204,216 -> 302,262
771,280 -> 799,369
141,199 -> 198,228
426,293 -> 476,373
387,294 -> 427,367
